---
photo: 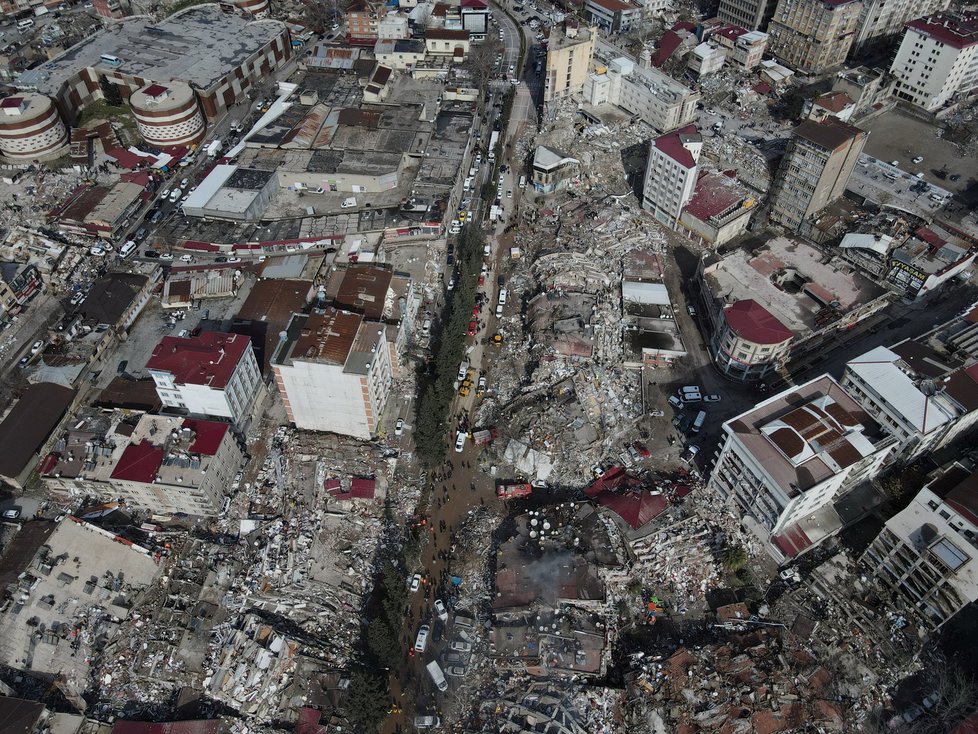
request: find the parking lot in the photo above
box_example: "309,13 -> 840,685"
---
861,109 -> 972,195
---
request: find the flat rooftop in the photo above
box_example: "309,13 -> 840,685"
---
703,236 -> 886,335
724,375 -> 888,498
21,5 -> 286,96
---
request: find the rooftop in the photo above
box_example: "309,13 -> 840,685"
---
331,265 -> 394,320
703,237 -> 885,336
906,11 -> 978,49
145,331 -> 251,389
794,118 -> 863,151
79,272 -> 150,327
274,309 -> 381,370
813,91 -> 854,113
651,124 -> 700,168
533,145 -> 579,171
20,5 -> 287,97
0,382 -> 76,481
845,346 -> 963,435
109,415 -> 231,484
683,169 -> 753,222
725,375 -> 887,497
723,299 -> 793,345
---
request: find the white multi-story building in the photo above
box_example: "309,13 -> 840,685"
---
852,0 -> 950,57
708,375 -> 897,560
841,345 -> 978,463
717,0 -> 777,31
145,331 -> 262,427
713,26 -> 769,69
583,55 -> 700,132
641,125 -> 701,225
890,11 -> 978,112
862,460 -> 978,630
688,43 -> 726,77
272,309 -> 393,439
584,0 -> 643,33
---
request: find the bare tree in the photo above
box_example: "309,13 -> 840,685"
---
462,38 -> 504,93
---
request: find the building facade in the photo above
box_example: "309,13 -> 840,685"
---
107,415 -> 242,515
862,461 -> 978,630
841,346 -> 978,464
145,331 -> 262,426
717,0 -> 777,31
0,262 -> 42,316
852,0 -> 950,57
583,0 -> 643,34
642,125 -> 701,225
346,0 -> 389,45
272,309 -> 393,439
890,11 -> 978,112
767,0 -> 862,73
769,118 -> 866,232
714,26 -> 769,68
0,94 -> 69,162
583,57 -> 700,132
544,20 -> 596,103
708,375 -> 896,560
711,299 -> 793,381
129,82 -> 206,148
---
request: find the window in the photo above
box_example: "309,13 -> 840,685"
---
927,500 -> 939,511
940,509 -> 951,520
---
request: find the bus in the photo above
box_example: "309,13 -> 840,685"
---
487,130 -> 499,162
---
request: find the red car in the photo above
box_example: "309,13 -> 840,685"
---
468,320 -> 478,336
478,275 -> 486,287
472,304 -> 482,316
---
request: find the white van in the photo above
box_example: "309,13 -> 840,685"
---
691,410 -> 706,433
119,240 -> 137,259
169,188 -> 182,202
457,361 -> 469,382
498,287 -> 508,306
414,625 -> 430,653
463,176 -> 473,191
519,175 -> 527,189
454,431 -> 467,453
17,18 -> 35,30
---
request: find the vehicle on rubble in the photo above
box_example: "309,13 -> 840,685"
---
409,573 -> 422,592
415,625 -> 430,652
497,482 -> 532,499
394,419 -> 404,436
427,661 -> 449,692
681,445 -> 700,463
449,640 -> 472,653
434,599 -> 448,621
459,384 -> 471,397
470,427 -> 496,444
779,567 -> 801,584
446,665 -> 466,677
415,715 -> 441,728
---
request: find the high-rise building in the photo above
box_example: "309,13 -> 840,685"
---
890,11 -> 978,112
272,309 -> 393,439
769,118 -> 866,232
862,460 -> 978,630
767,0 -> 862,73
708,375 -> 896,560
851,0 -> 950,57
717,0 -> 777,31
641,125 -> 702,225
145,331 -> 263,427
544,19 -> 596,103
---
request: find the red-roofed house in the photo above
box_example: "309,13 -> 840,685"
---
146,331 -> 262,426
863,460 -> 978,630
642,125 -> 702,225
679,170 -> 757,246
804,91 -> 855,122
107,414 -> 242,516
891,11 -> 978,111
712,299 -> 793,382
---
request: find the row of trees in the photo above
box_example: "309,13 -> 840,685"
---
414,224 -> 486,465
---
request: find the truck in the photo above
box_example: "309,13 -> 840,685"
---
426,661 -> 448,692
496,482 -> 532,499
205,139 -> 223,158
470,427 -> 497,445
487,131 -> 499,162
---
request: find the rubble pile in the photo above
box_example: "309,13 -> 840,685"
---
476,680 -> 625,734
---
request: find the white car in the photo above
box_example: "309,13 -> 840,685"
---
912,155 -> 924,164
704,394 -> 721,402
395,419 -> 404,436
89,246 -> 106,256
434,598 -> 448,621
449,640 -> 472,653
30,340 -> 44,354
409,573 -> 422,592
179,254 -> 194,263
506,189 -> 512,198
414,624 -> 430,653
454,431 -> 466,452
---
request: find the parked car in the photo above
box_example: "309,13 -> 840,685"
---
395,419 -> 404,436
409,573 -> 422,592
179,254 -> 194,263
446,665 -> 466,677
704,394 -> 721,402
912,155 -> 924,164
414,624 -> 430,653
117,359 -> 128,374
687,305 -> 697,316
434,599 -> 448,622
681,445 -> 700,463
449,640 -> 471,653
30,340 -> 44,354
2,509 -> 21,520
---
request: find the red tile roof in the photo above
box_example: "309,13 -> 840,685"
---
146,332 -> 250,389
590,489 -> 668,529
723,299 -> 793,345
110,440 -> 164,484
753,82 -> 773,95
814,91 -> 853,113
651,30 -> 683,67
683,170 -> 750,221
652,124 -> 700,168
182,419 -> 229,456
907,11 -> 978,50
326,476 -> 376,499
715,24 -> 748,42
589,0 -> 631,12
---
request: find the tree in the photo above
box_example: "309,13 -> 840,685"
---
720,544 -> 748,572
462,38 -> 504,93
345,667 -> 390,731
99,75 -> 123,107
